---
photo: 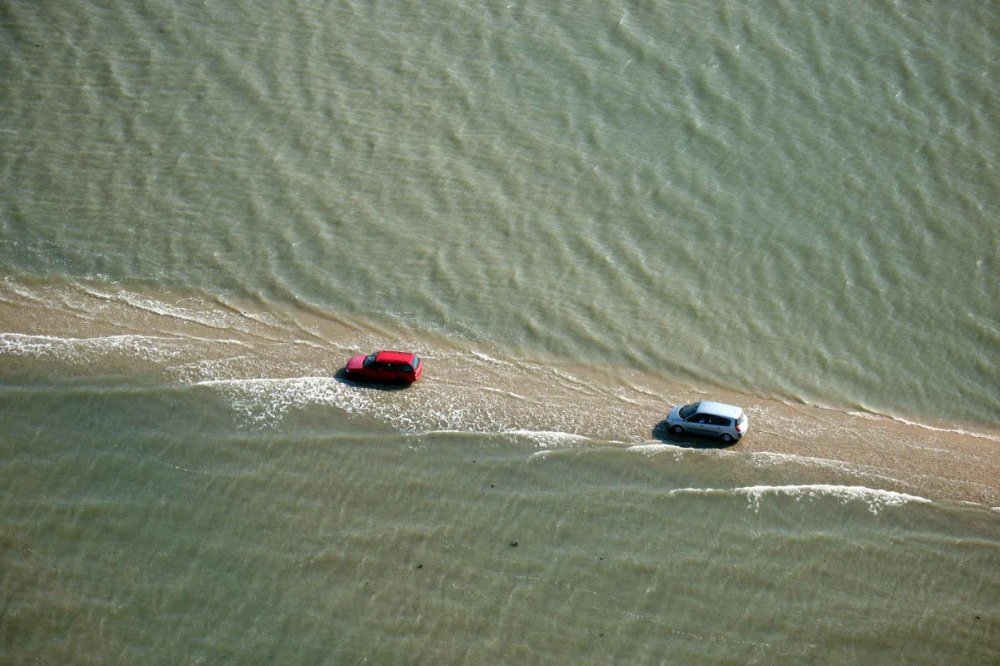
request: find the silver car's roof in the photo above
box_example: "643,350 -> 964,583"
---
696,401 -> 744,419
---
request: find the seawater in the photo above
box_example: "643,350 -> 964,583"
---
1,1 -> 998,663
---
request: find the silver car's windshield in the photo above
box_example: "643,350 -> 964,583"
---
679,403 -> 699,419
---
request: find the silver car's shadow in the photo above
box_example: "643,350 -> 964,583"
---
333,367 -> 414,391
651,420 -> 735,449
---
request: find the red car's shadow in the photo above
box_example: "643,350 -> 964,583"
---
651,420 -> 736,449
333,367 -> 415,391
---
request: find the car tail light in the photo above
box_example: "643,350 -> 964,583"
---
736,422 -> 745,433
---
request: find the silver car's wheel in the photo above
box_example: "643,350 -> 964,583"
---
671,425 -> 684,436
720,433 -> 734,444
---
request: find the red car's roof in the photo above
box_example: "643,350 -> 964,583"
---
374,350 -> 419,364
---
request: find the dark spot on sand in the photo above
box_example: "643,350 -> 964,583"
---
509,541 -> 518,547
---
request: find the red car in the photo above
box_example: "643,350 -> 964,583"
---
344,350 -> 423,384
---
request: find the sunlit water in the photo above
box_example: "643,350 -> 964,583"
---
1,1 -> 997,663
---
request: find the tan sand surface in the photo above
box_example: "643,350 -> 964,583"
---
2,280 -> 997,508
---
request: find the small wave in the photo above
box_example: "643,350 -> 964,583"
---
770,399 -> 1000,443
627,442 -> 694,456
879,415 -> 1000,443
846,408 -> 1000,441
480,386 -> 531,401
669,484 -> 931,514
0,332 -> 190,363
81,287 -> 238,330
502,429 -> 592,447
470,351 -> 508,365
746,451 -> 860,474
192,376 -> 352,427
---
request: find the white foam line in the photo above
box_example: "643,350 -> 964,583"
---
747,451 -> 860,472
191,376 -> 331,388
470,351 -> 508,365
883,416 -> 1000,442
152,459 -> 212,475
480,386 -> 531,401
1,333 -> 182,344
191,376 -> 347,427
742,451 -> 944,492
772,400 -> 1000,442
81,287 -> 236,330
669,484 -> 931,514
745,451 -> 975,489
503,429 -> 592,447
189,377 -> 602,443
172,335 -> 250,347
408,429 -> 491,437
628,443 -> 687,454
0,332 -> 248,353
0,333 -> 191,359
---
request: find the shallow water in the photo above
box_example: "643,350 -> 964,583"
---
1,0 -> 998,662
2,374 -> 998,664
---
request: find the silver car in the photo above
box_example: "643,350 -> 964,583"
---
666,401 -> 748,444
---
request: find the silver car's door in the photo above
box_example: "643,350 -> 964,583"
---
686,413 -> 710,435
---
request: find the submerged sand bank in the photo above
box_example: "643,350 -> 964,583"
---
718,401 -> 999,508
2,280 -> 997,508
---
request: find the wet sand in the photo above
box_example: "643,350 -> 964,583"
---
722,401 -> 1000,508
2,280 -> 998,509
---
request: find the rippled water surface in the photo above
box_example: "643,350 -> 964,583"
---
1,1 -> 998,663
